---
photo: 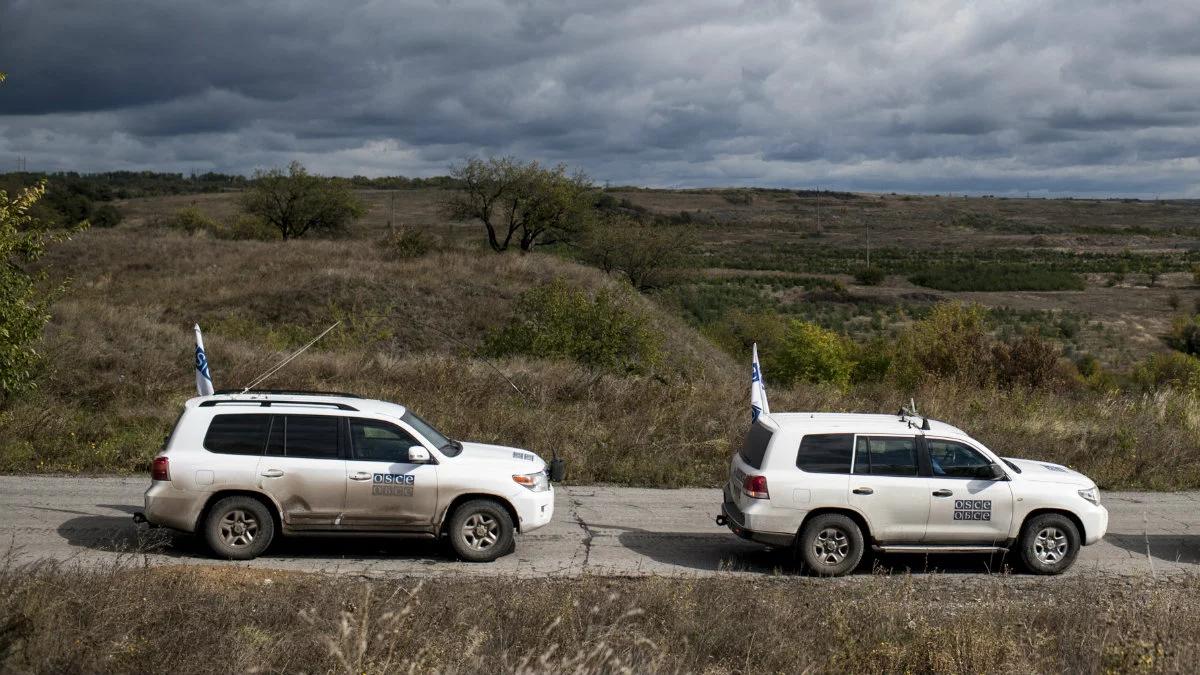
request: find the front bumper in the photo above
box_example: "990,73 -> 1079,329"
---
1080,502 -> 1109,545
511,485 -> 555,532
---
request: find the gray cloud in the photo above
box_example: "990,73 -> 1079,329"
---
1,0 -> 1199,196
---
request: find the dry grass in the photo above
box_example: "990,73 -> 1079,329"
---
0,560 -> 1197,673
4,194 -> 1200,488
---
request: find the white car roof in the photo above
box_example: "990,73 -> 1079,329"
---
184,391 -> 408,418
762,412 -> 969,439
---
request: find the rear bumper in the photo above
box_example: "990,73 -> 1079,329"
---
720,499 -> 794,547
143,481 -> 202,532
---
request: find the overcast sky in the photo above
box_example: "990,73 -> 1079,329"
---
2,0 -> 1198,196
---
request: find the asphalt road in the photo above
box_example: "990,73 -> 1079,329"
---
2,476 -> 1198,578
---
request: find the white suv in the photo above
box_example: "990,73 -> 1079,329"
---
138,390 -> 559,562
719,411 -> 1108,575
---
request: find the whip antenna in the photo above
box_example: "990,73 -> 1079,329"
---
240,321 -> 341,394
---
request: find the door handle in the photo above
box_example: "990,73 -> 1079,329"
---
260,469 -> 284,478
349,471 -> 372,481
932,489 -> 953,497
852,487 -> 874,495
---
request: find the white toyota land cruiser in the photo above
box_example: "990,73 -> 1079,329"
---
137,390 -> 560,562
719,411 -> 1108,575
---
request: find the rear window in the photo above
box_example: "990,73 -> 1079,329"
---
282,415 -> 341,459
204,414 -> 271,455
796,434 -> 854,474
739,421 -> 773,469
854,436 -> 919,477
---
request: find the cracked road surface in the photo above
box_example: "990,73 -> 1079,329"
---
2,476 -> 1199,578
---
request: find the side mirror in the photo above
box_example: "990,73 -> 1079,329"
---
407,446 -> 431,464
979,462 -> 1006,480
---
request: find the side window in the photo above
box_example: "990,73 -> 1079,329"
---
739,421 -> 773,469
796,434 -> 854,474
283,415 -> 341,459
350,418 -> 421,462
854,436 -> 919,477
203,414 -> 271,455
927,439 -> 991,478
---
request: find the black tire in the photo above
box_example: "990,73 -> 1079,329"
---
1017,513 -> 1080,575
203,496 -> 275,560
447,499 -> 515,563
798,514 -> 865,577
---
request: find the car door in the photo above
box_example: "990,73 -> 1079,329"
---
255,414 -> 347,530
342,417 -> 439,530
922,438 -> 1014,544
847,435 -> 930,543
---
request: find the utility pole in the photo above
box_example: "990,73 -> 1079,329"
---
815,185 -> 821,235
388,191 -> 395,232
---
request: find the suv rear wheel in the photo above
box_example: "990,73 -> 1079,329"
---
798,513 -> 864,576
447,499 -> 515,562
204,496 -> 275,560
1018,513 -> 1080,575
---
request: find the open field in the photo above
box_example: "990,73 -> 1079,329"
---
2,559 -> 1198,673
4,476 -> 1198,578
4,187 -> 1200,489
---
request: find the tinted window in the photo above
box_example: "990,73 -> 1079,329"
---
204,414 -> 271,455
796,434 -> 854,474
739,421 -> 773,469
928,439 -> 990,478
350,419 -> 420,462
284,415 -> 340,459
854,436 -> 919,477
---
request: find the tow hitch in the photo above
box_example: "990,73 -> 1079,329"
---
132,512 -> 158,528
714,514 -> 728,527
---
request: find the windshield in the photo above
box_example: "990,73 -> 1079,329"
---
402,410 -> 460,457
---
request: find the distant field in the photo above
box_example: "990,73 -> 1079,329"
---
4,186 -> 1200,489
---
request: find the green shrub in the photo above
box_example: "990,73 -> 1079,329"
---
484,279 -> 662,374
1132,352 -> 1200,393
90,204 -> 122,228
909,264 -> 1085,292
890,302 -> 992,389
851,339 -> 892,383
378,227 -> 432,258
166,206 -> 217,234
776,320 -> 854,388
853,266 -> 886,286
210,214 -> 279,241
1167,315 -> 1200,356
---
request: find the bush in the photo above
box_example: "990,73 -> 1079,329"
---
1132,351 -> 1200,393
578,214 -> 694,291
210,214 -> 279,241
890,302 -> 992,388
909,264 -> 1085,292
776,321 -> 855,388
853,266 -> 886,286
90,204 -> 122,228
990,332 -> 1070,390
1167,315 -> 1200,356
484,279 -> 662,374
378,228 -> 433,258
166,206 -> 217,234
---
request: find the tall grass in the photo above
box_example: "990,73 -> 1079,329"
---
1,561 -> 1198,673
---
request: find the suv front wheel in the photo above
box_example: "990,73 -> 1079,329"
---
204,496 -> 276,560
1018,513 -> 1080,575
798,513 -> 865,576
447,499 -> 515,562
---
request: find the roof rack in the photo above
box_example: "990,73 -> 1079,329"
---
212,389 -> 361,398
199,399 -> 359,411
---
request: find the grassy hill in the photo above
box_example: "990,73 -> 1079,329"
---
4,187 -> 1200,488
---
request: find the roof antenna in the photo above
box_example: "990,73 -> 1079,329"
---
240,321 -> 341,394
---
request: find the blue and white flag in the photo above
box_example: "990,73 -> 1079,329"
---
751,342 -> 769,422
194,323 -> 214,396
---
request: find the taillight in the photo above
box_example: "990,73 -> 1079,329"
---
151,457 -> 170,481
743,474 -> 769,499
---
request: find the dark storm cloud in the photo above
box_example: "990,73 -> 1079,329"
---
1,0 -> 1199,195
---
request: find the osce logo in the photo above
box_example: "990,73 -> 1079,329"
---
372,473 -> 415,496
953,499 -> 992,521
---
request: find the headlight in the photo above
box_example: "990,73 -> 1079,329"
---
513,471 -> 550,492
1078,487 -> 1100,505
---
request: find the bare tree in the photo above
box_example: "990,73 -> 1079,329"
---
240,162 -> 364,240
446,157 -> 593,252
